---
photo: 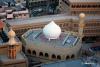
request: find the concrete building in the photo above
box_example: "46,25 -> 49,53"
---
26,0 -> 59,9
3,14 -> 100,40
21,13 -> 85,63
0,4 -> 29,21
26,0 -> 59,16
0,28 -> 28,67
59,0 -> 100,15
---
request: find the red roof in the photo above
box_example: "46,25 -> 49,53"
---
0,20 -> 4,29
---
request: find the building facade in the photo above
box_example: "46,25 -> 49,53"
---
21,19 -> 84,62
59,0 -> 100,15
0,28 -> 28,67
26,0 -> 59,9
0,5 -> 29,21
4,14 -> 100,39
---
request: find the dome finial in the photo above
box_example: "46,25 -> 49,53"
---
8,27 -> 16,38
79,13 -> 85,19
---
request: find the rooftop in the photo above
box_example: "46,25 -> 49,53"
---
0,3 -> 27,13
69,0 -> 100,3
23,29 -> 79,48
0,0 -> 16,6
5,14 -> 100,26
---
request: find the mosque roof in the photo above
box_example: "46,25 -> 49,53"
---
22,29 -> 79,48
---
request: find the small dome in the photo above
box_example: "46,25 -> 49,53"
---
8,38 -> 16,45
79,13 -> 85,19
43,21 -> 61,40
8,28 -> 16,38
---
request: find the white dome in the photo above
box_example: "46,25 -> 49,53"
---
8,28 -> 16,45
43,21 -> 61,40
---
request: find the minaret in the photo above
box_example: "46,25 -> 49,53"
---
8,28 -> 17,59
79,13 -> 85,38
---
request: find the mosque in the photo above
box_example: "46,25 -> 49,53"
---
21,13 -> 85,62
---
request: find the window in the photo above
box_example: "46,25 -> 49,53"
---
32,50 -> 36,55
52,54 -> 56,59
57,55 -> 61,59
71,54 -> 75,58
39,52 -> 43,56
24,14 -> 26,16
45,53 -> 49,57
27,49 -> 31,54
66,56 -> 70,60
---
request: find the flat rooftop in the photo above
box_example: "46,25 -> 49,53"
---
5,14 -> 100,26
23,29 -> 79,47
69,0 -> 100,3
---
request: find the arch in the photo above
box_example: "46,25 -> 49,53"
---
39,52 -> 43,56
71,54 -> 75,58
27,49 -> 31,54
45,53 -> 49,57
32,50 -> 36,55
57,55 -> 61,59
52,54 -> 56,59
66,55 -> 70,60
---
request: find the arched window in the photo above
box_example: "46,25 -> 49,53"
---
66,55 -> 70,60
71,54 -> 75,58
52,54 -> 56,59
39,52 -> 43,56
27,49 -> 31,54
32,50 -> 36,55
45,53 -> 49,57
57,55 -> 61,59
